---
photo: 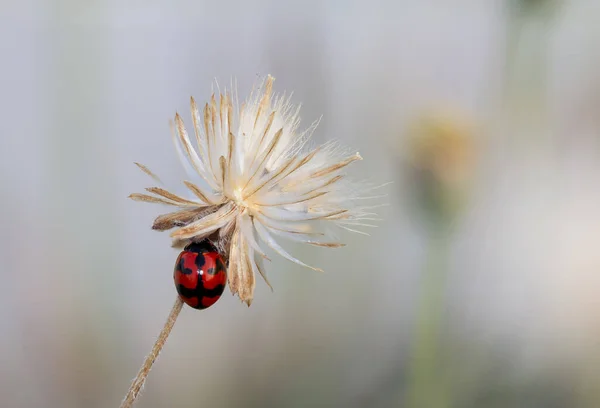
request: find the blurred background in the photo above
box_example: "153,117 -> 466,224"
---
2,1 -> 600,407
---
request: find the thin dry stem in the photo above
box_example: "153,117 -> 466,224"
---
120,297 -> 184,408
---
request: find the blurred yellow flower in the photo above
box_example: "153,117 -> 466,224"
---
406,109 -> 476,223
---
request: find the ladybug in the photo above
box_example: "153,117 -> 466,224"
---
173,240 -> 227,309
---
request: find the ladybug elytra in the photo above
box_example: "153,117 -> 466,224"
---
173,240 -> 227,309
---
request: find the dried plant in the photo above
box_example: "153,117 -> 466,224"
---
120,75 -> 379,407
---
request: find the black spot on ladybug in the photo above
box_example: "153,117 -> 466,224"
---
176,283 -> 226,300
194,252 -> 206,269
178,255 -> 194,275
204,258 -> 226,275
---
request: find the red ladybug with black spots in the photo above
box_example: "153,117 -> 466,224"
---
173,240 -> 227,309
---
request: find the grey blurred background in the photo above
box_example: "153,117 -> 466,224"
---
2,1 -> 600,407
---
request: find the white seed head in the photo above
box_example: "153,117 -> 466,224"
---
130,75 -> 379,305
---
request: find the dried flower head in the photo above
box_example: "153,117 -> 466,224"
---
130,75 -> 376,305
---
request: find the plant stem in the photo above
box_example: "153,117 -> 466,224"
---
406,230 -> 451,408
120,297 -> 184,408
